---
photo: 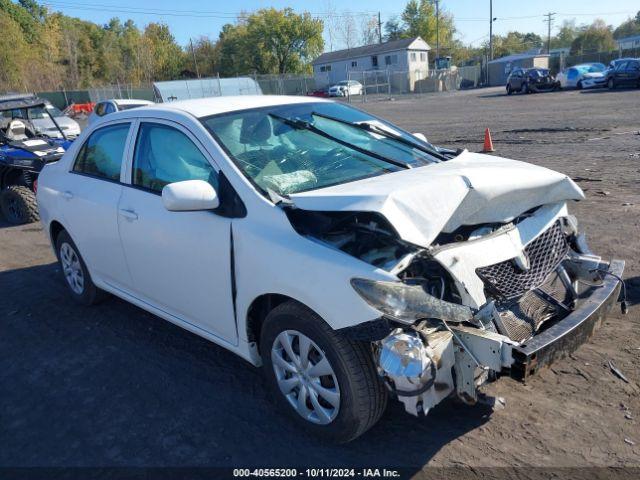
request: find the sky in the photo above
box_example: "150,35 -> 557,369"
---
39,0 -> 640,49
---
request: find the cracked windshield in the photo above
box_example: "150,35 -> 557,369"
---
202,102 -> 439,196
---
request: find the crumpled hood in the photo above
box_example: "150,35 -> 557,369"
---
289,150 -> 584,248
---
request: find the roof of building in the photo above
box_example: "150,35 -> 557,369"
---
488,52 -> 550,64
616,34 -> 640,42
312,37 -> 430,65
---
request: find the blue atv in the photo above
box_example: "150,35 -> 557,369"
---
0,97 -> 73,224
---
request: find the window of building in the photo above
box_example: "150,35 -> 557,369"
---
351,61 -> 357,67
384,54 -> 398,66
371,55 -> 378,68
420,52 -> 426,61
410,52 -> 416,62
320,65 -> 332,72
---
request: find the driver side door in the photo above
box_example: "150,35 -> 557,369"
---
117,119 -> 237,344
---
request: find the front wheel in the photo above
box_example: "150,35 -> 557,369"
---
506,84 -> 512,95
261,301 -> 387,443
0,185 -> 39,224
608,78 -> 615,90
577,80 -> 583,90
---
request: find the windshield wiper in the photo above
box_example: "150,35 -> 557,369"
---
268,113 -> 412,169
311,111 -> 443,161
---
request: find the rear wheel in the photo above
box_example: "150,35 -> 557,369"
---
0,185 -> 39,224
261,301 -> 387,443
577,80 -> 583,90
521,82 -> 529,94
55,230 -> 108,305
506,84 -> 512,95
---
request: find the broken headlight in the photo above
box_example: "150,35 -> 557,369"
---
350,278 -> 472,325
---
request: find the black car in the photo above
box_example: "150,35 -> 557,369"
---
606,58 -> 640,90
506,67 -> 560,95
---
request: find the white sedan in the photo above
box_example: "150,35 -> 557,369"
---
556,63 -> 606,89
37,96 -> 624,442
88,98 -> 154,124
328,80 -> 363,96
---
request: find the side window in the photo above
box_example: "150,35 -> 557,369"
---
95,103 -> 106,116
132,123 -> 218,193
73,123 -> 130,181
104,103 -> 116,114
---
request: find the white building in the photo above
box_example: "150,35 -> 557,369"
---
616,35 -> 640,51
312,37 -> 431,86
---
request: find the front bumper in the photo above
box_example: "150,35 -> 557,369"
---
510,259 -> 624,380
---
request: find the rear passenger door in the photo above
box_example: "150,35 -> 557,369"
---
116,120 -> 237,343
60,121 -> 134,289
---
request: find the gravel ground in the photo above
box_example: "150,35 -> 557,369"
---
1,86 -> 639,475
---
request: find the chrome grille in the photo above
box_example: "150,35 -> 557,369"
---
476,221 -> 569,300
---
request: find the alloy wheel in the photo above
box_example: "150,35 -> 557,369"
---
60,242 -> 84,295
271,330 -> 340,425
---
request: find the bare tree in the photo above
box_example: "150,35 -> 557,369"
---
323,0 -> 338,51
360,15 -> 379,46
336,11 -> 358,49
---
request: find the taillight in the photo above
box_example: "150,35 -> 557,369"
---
33,179 -> 38,194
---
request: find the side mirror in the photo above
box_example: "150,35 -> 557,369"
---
162,179 -> 219,212
413,132 -> 428,143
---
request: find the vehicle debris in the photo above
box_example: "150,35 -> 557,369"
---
624,438 -> 635,446
608,360 -> 630,383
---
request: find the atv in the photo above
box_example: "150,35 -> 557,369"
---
0,97 -> 73,224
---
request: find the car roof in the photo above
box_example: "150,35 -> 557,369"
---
139,95 -> 330,119
0,96 -> 48,112
110,99 -> 155,106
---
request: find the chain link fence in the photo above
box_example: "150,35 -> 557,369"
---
550,47 -> 640,74
344,66 -> 482,102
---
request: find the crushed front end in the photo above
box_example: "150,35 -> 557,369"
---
341,202 -> 625,415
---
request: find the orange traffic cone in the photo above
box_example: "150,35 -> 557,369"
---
482,128 -> 495,153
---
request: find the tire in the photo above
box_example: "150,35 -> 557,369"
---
521,82 -> 529,94
608,78 -> 615,90
260,301 -> 387,443
55,230 -> 108,305
577,80 -> 583,90
506,85 -> 512,95
0,185 -> 39,225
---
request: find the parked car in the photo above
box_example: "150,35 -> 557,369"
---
0,97 -> 73,224
37,96 -> 625,442
556,63 -> 606,89
328,80 -> 363,97
506,67 -> 560,94
584,58 -> 637,89
0,95 -> 81,139
88,99 -> 154,124
606,58 -> 640,89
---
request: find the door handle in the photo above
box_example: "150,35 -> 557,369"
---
119,208 -> 138,220
62,191 -> 73,200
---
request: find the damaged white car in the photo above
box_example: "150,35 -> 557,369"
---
37,96 -> 625,442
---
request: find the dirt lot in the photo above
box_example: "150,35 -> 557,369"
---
1,86 -> 639,475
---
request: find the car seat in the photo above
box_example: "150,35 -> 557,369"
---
6,120 -> 28,141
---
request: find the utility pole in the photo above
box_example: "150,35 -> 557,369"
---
435,0 -> 440,61
378,11 -> 382,44
544,12 -> 556,54
489,0 -> 493,61
189,38 -> 200,79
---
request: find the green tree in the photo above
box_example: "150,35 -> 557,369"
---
0,14 -> 30,90
570,19 -> 616,55
217,8 -> 323,75
613,12 -> 640,39
551,19 -> 579,49
384,16 -> 404,41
